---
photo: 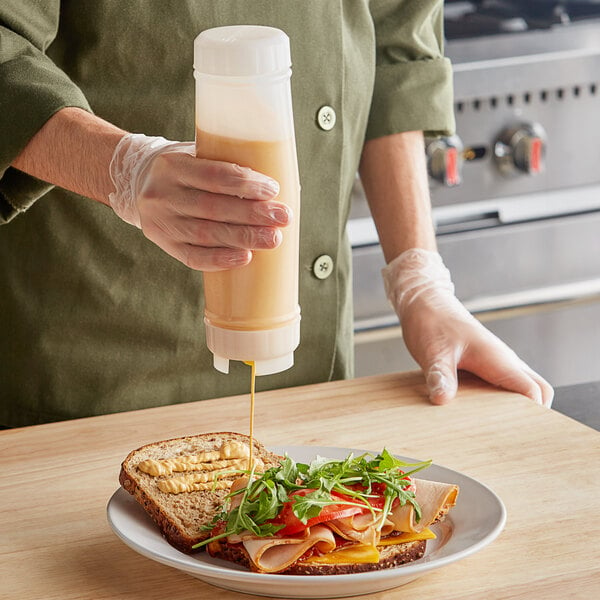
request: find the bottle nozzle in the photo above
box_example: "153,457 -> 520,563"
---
205,313 -> 300,377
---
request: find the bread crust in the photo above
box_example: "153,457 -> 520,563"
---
119,432 -> 282,554
207,538 -> 427,575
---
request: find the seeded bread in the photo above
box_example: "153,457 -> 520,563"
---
207,537 -> 427,575
119,432 -> 282,553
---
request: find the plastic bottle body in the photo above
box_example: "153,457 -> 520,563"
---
194,26 -> 301,375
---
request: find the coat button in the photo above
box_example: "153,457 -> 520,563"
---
316,105 -> 336,131
312,254 -> 334,279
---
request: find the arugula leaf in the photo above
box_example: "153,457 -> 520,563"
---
192,449 -> 431,549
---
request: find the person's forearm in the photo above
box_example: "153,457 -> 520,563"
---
11,107 -> 126,205
10,107 -> 289,272
358,131 -> 436,262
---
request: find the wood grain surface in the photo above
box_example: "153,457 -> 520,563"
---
1,371 -> 599,599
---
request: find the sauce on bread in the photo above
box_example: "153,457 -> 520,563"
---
137,440 -> 262,494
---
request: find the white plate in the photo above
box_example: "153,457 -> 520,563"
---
107,446 -> 506,598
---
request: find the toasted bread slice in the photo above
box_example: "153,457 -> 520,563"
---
119,432 -> 282,553
207,537 -> 427,575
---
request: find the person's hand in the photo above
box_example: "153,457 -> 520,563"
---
108,133 -> 290,271
382,248 -> 554,407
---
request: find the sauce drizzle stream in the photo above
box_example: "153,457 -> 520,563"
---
244,361 -> 256,471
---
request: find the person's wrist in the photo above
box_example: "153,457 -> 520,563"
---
382,248 -> 455,316
108,133 -> 174,228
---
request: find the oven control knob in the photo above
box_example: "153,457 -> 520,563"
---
426,135 -> 463,187
494,123 -> 546,176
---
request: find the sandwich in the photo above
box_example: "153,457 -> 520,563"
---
119,433 -> 458,574
119,432 -> 282,553
198,449 -> 459,574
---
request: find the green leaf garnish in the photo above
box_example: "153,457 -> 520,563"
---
192,450 -> 431,549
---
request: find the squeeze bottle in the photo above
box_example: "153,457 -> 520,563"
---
193,26 -> 301,376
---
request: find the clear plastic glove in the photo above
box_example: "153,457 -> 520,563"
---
108,133 -> 290,271
382,248 -> 554,407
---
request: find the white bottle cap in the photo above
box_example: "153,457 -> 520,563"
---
205,313 -> 300,376
194,26 -> 291,78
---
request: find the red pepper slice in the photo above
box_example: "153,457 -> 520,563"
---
272,489 -> 367,536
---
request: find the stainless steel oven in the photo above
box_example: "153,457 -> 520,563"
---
349,0 -> 600,388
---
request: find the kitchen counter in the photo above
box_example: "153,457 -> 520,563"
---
2,371 -> 599,599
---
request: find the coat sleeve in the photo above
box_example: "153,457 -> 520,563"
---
0,1 -> 91,223
366,0 -> 455,140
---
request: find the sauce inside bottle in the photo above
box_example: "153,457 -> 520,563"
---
197,129 -> 300,333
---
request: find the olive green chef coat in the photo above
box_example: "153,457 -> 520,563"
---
0,0 -> 454,426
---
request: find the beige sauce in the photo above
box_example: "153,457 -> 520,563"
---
137,441 -> 262,494
245,361 -> 256,471
196,129 -> 300,331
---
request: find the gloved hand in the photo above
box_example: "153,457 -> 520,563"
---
108,133 -> 289,271
382,248 -> 554,407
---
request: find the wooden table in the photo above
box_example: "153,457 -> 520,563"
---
2,372 -> 599,599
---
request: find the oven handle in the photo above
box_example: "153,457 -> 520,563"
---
354,278 -> 600,333
463,278 -> 600,314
